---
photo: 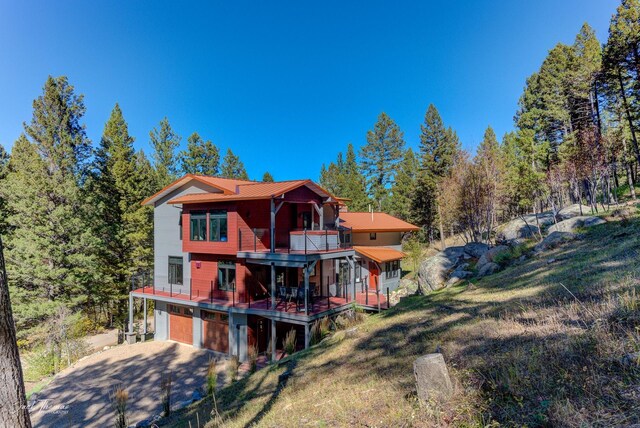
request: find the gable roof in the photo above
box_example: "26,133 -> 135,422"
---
141,174 -> 256,206
353,246 -> 406,263
142,174 -> 339,206
339,212 -> 419,233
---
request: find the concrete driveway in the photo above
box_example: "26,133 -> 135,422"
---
29,341 -> 223,427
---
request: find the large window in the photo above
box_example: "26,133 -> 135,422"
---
209,210 -> 228,242
190,211 -> 207,241
218,260 -> 236,291
385,260 -> 400,279
168,256 -> 184,285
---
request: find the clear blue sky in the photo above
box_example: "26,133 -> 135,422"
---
0,0 -> 619,181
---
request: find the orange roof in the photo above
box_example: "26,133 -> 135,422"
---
339,212 -> 419,232
353,246 -> 406,263
141,174 -> 341,206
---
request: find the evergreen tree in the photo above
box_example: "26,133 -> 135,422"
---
262,171 -> 274,182
360,112 -> 405,210
320,144 -> 368,211
390,148 -> 418,221
150,117 -> 180,187
413,105 -> 458,240
0,144 -> 9,236
91,104 -> 154,322
220,148 -> 249,179
179,132 -> 220,176
1,77 -> 99,342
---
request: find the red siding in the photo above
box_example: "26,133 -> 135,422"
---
191,255 -> 250,303
182,202 -> 239,255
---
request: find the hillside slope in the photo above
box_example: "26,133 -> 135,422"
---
166,207 -> 640,427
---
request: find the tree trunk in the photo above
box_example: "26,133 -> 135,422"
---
0,236 -> 32,428
437,204 -> 446,251
628,163 -> 637,200
618,70 -> 640,166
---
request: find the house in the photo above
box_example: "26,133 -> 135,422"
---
128,174 -> 418,362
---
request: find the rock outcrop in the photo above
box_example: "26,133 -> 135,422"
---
463,242 -> 489,258
534,231 -> 576,252
557,204 -> 593,221
414,353 -> 453,404
547,216 -> 606,234
477,262 -> 500,277
495,213 -> 553,244
476,245 -> 509,269
418,250 -> 462,291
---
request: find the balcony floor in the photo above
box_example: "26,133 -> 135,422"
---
131,287 -> 387,317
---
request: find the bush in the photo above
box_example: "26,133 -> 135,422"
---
227,356 -> 240,383
283,329 -> 297,355
248,344 -> 259,373
110,384 -> 128,428
206,359 -> 218,397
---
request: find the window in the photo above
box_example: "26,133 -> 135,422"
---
385,260 -> 400,279
168,257 -> 183,285
218,260 -> 236,291
179,212 -> 183,240
355,262 -> 362,282
169,304 -> 181,314
190,211 -> 207,241
369,232 -> 377,240
209,210 -> 228,242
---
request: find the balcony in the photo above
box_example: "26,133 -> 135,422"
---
237,227 -> 353,255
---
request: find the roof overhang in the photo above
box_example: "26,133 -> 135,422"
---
353,246 -> 406,263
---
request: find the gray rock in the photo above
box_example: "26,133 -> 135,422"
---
463,242 -> 489,258
495,216 -> 544,244
414,353 -> 453,404
546,258 -> 556,264
477,262 -> 500,277
557,204 -> 593,220
135,419 -> 152,428
418,251 -> 461,291
547,216 -> 606,234
446,270 -> 472,286
611,207 -> 633,218
457,263 -> 470,271
534,231 -> 577,252
476,245 -> 509,269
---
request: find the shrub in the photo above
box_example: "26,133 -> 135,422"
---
227,356 -> 240,383
283,329 -> 297,355
160,371 -> 173,417
248,344 -> 259,373
110,384 -> 128,428
206,359 -> 218,397
310,321 -> 322,345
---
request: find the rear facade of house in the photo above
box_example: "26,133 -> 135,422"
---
129,174 -> 418,361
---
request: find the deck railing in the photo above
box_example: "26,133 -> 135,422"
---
238,226 -> 353,254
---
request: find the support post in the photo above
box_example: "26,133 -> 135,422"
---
143,297 -> 148,335
312,202 -> 324,230
270,198 -> 276,253
304,323 -> 310,349
304,264 -> 309,316
271,263 -> 276,310
126,293 -> 136,344
271,318 -> 277,362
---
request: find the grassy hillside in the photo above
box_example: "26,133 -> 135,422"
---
166,206 -> 640,427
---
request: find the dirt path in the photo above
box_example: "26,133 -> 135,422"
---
29,341 -> 223,427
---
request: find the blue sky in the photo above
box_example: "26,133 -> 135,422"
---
0,0 -> 619,181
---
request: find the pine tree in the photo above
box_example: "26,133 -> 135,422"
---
179,132 -> 220,176
0,144 -> 9,236
390,148 -> 418,220
2,77 -> 99,343
413,105 -> 458,240
220,148 -> 249,179
262,171 -> 274,182
360,112 -> 405,210
320,144 -> 368,211
150,117 -> 181,187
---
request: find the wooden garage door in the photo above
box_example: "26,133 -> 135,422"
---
203,311 -> 229,353
169,305 -> 193,344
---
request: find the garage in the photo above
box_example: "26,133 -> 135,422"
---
169,304 -> 193,344
203,310 -> 229,353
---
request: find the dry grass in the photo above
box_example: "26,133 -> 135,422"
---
165,205 -> 640,427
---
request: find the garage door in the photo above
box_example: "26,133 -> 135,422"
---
169,305 -> 193,344
203,310 -> 229,353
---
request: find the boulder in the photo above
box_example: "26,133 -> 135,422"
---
534,231 -> 576,252
463,242 -> 489,258
414,353 -> 453,404
495,218 -> 541,244
547,216 -> 606,234
446,270 -> 472,286
418,250 -> 462,291
476,245 -> 509,269
557,204 -> 593,220
477,262 -> 500,277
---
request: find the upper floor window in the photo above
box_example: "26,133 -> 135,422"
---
369,232 -> 377,240
168,256 -> 184,285
190,211 -> 207,241
209,210 -> 228,242
218,260 -> 236,291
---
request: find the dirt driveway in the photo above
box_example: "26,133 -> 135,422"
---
29,341 -> 223,427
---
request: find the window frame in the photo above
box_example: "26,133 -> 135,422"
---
168,256 -> 184,285
369,232 -> 377,240
218,260 -> 236,291
385,260 -> 400,279
209,209 -> 228,242
190,211 -> 207,241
